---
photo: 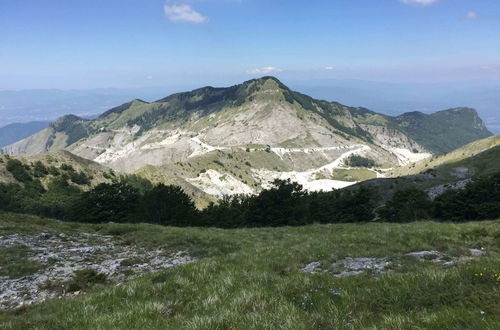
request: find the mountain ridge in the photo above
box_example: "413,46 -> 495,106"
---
0,77 -> 493,198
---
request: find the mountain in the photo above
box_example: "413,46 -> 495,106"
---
0,121 -> 51,148
1,77 -> 492,197
294,79 -> 500,134
392,108 -> 492,154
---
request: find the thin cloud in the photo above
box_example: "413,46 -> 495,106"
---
400,0 -> 439,6
324,66 -> 335,71
247,66 -> 283,74
465,11 -> 479,20
164,4 -> 208,23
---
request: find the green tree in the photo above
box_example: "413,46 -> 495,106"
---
6,159 -> 32,182
247,179 -> 309,227
70,182 -> 140,223
140,184 -> 197,226
378,188 -> 433,222
33,161 -> 49,177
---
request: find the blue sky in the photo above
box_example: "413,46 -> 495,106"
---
1,0 -> 499,89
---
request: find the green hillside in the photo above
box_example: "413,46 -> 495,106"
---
389,135 -> 500,178
349,107 -> 493,154
0,150 -> 114,188
392,108 -> 493,154
357,135 -> 500,202
3,77 -> 492,157
1,212 -> 499,329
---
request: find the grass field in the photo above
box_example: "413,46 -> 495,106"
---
1,212 -> 499,329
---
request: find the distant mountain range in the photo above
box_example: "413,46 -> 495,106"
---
0,121 -> 51,147
1,77 -> 493,201
293,79 -> 500,133
2,79 -> 499,133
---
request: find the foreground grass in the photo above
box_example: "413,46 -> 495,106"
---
1,212 -> 499,329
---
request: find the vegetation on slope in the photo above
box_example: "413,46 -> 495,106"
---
392,108 -> 492,154
3,77 -> 491,162
3,150 -> 500,227
1,212 -> 499,329
388,134 -> 500,178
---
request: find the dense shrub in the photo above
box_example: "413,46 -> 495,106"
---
140,184 -> 196,226
69,182 -> 140,223
6,159 -> 32,182
345,155 -> 378,168
377,188 -> 433,222
247,179 -> 309,226
69,171 -> 91,185
2,158 -> 499,227
33,161 -> 49,178
434,171 -> 500,221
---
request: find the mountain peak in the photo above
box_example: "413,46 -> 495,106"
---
242,76 -> 287,91
50,115 -> 87,129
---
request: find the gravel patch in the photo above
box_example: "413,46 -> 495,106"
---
302,248 -> 486,278
0,232 -> 195,310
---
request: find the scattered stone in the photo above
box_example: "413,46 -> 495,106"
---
332,257 -> 391,277
469,248 -> 485,257
405,250 -> 443,262
301,261 -> 323,274
0,232 -> 195,310
441,261 -> 455,268
427,179 -> 472,199
302,248 -> 486,278
451,167 -> 470,179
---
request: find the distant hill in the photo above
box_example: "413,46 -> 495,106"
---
392,108 -> 492,154
356,135 -> 500,202
0,121 -> 50,147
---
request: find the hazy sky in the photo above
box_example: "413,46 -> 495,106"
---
1,0 -> 499,89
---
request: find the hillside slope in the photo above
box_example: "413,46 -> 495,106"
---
1,213 -> 499,328
358,135 -> 500,201
1,77 -> 492,197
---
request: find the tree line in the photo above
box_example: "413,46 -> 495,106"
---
1,157 -> 499,227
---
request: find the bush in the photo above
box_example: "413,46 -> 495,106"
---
69,171 -> 91,185
69,182 -> 140,223
378,188 -> 433,222
60,164 -> 75,172
6,159 -> 32,182
140,184 -> 197,226
247,179 -> 309,226
435,171 -> 500,221
66,269 -> 107,292
345,155 -> 377,168
33,161 -> 49,177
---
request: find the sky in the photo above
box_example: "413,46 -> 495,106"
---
1,0 -> 500,89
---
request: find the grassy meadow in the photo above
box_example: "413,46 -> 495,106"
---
1,212 -> 499,329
